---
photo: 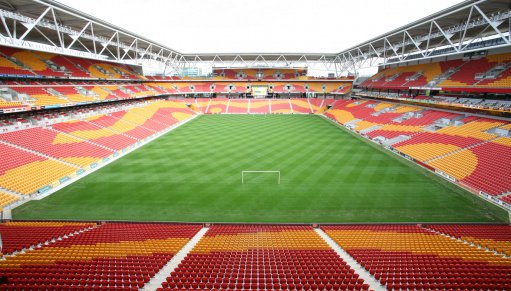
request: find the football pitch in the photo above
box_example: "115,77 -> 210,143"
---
14,114 -> 508,223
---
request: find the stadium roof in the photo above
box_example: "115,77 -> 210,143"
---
0,0 -> 509,75
337,0 -> 511,70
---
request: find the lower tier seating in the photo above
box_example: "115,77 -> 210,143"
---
0,221 -> 96,254
51,119 -> 139,151
159,225 -> 369,291
0,100 -> 196,199
322,225 -> 511,291
426,225 -> 511,256
206,98 -> 229,114
271,100 -> 292,113
428,141 -> 511,195
0,223 -> 201,291
0,128 -> 114,167
227,100 -> 249,113
0,143 -> 78,195
323,98 -> 511,197
501,194 -> 511,205
0,222 -> 509,290
0,191 -> 19,210
249,99 -> 270,114
290,98 -> 313,113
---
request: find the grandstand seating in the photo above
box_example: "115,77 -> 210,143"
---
271,99 -> 292,113
426,224 -> 511,256
1,79 -> 352,112
308,98 -> 325,113
249,99 -> 270,114
358,91 -> 511,113
0,127 -> 114,167
0,100 -> 195,198
111,110 -> 160,132
0,143 -> 78,195
227,99 -> 249,114
213,68 -> 306,80
87,113 -> 154,141
10,86 -> 69,107
0,46 -> 143,80
393,132 -> 484,162
0,222 -> 507,290
290,98 -> 313,113
323,98 -> 511,197
0,47 -> 36,76
52,119 -> 139,151
159,225 -> 369,291
322,225 -> 511,291
0,191 -> 19,210
0,221 -> 95,254
360,52 -> 511,92
0,99 -> 26,111
206,98 -> 229,114
0,223 -> 201,290
501,194 -> 511,206
428,141 -> 511,195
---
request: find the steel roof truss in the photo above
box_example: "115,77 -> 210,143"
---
473,4 -> 510,45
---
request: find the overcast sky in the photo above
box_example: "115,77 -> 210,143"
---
57,0 -> 462,54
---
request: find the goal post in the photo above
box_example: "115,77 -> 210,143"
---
241,170 -> 281,184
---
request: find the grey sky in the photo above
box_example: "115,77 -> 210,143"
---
57,0 -> 463,54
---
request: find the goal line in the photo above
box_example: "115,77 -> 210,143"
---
241,170 -> 281,184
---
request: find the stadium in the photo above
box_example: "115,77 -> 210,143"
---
0,0 -> 510,290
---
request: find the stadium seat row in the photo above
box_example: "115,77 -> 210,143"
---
360,52 -> 511,91
0,46 -> 143,79
0,222 -> 202,290
0,100 -> 196,199
0,222 -> 509,290
323,99 -> 511,197
322,225 -> 511,291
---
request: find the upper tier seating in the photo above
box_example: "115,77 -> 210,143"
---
361,52 -> 511,91
0,46 -> 144,80
0,46 -> 35,76
322,225 -> 511,291
159,225 -> 369,291
213,68 -> 305,80
0,223 -> 201,290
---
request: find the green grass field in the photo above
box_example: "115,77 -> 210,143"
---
14,114 -> 508,223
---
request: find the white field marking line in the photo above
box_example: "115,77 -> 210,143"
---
241,170 -> 281,184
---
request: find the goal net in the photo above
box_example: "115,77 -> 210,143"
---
241,170 -> 281,184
